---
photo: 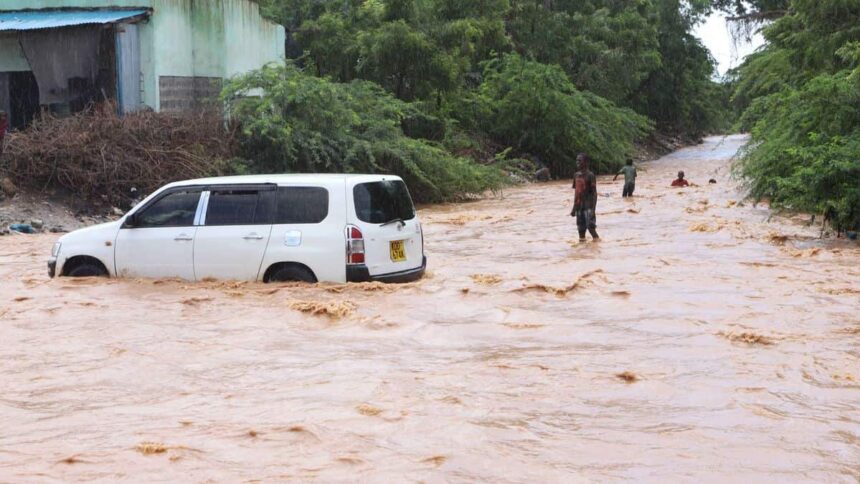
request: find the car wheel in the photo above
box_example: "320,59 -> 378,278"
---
268,265 -> 317,283
67,263 -> 108,278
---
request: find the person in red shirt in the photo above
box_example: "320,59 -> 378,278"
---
671,170 -> 690,187
570,153 -> 599,241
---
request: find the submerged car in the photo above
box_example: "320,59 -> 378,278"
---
48,174 -> 426,283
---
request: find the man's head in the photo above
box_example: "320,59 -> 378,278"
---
576,153 -> 588,170
677,170 -> 685,180
626,158 -> 633,166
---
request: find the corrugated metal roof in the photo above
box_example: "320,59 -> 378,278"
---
0,9 -> 150,31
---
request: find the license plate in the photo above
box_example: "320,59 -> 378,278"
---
390,240 -> 407,262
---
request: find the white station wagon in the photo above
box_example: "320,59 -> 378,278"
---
48,174 -> 426,283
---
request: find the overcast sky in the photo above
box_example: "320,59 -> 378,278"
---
695,13 -> 765,77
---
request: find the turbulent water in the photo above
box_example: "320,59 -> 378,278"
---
1,135 -> 859,481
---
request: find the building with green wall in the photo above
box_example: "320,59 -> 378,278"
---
0,0 -> 285,127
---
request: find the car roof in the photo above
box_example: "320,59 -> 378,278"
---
166,173 -> 403,188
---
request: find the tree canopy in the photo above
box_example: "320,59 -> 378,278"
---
236,0 -> 730,201
723,0 -> 860,230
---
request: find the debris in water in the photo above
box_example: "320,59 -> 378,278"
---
470,274 -> 503,285
787,248 -> 821,257
719,331 -> 774,346
289,301 -> 356,319
726,200 -> 738,207
13,296 -> 30,302
325,281 -> 398,293
689,222 -> 719,232
422,455 -> 447,466
818,287 -> 860,296
460,287 -> 470,294
136,442 -> 168,455
151,277 -> 185,285
248,429 -> 260,438
740,261 -> 779,268
288,425 -> 307,433
513,269 -> 603,297
357,403 -> 383,417
765,232 -> 789,245
502,322 -> 545,329
627,208 -> 640,214
59,455 -> 85,464
616,371 -> 639,383
181,296 -> 213,306
438,214 -> 492,225
611,291 -> 631,298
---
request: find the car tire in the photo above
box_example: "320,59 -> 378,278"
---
268,265 -> 317,283
66,262 -> 108,278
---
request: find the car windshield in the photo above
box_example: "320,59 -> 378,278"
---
353,180 -> 416,224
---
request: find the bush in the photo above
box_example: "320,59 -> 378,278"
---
0,107 -> 236,206
471,54 -> 652,177
223,63 -> 504,202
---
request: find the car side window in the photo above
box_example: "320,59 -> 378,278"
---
276,187 -> 329,224
206,189 -> 272,226
136,190 -> 200,228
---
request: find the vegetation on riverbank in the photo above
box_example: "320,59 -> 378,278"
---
1,1 -> 733,206
721,0 -> 860,231
230,0 -> 729,196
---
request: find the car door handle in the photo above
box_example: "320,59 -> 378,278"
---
174,234 -> 193,241
243,233 -> 265,240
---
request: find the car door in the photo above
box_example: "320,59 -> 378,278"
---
259,185 -> 347,283
193,185 -> 274,281
114,188 -> 202,280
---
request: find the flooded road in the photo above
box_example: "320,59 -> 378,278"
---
1,135 -> 859,481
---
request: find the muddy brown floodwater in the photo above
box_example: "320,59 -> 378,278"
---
1,135 -> 859,481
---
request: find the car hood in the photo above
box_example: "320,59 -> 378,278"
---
59,220 -> 123,244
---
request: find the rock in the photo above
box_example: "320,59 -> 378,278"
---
49,226 -> 66,233
0,177 -> 15,197
112,206 -> 124,216
30,219 -> 44,229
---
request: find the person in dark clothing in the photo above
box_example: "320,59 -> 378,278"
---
613,158 -> 637,197
570,153 -> 599,241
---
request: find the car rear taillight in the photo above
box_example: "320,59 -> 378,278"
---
346,225 -> 365,265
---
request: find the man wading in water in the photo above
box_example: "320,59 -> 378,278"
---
570,153 -> 599,241
613,158 -> 637,197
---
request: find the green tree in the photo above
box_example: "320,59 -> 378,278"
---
730,0 -> 860,229
223,63 -> 504,202
474,54 -> 651,176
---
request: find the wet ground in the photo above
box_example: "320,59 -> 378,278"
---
1,135 -> 859,481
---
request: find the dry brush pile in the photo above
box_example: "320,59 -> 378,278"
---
0,106 -> 238,206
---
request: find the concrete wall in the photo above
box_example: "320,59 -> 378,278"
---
0,32 -> 30,72
0,0 -> 285,111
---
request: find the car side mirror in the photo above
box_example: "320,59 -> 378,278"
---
125,213 -> 139,228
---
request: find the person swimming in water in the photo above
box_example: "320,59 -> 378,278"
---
671,171 -> 690,187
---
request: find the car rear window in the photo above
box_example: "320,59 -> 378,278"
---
353,180 -> 416,224
275,187 -> 329,224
